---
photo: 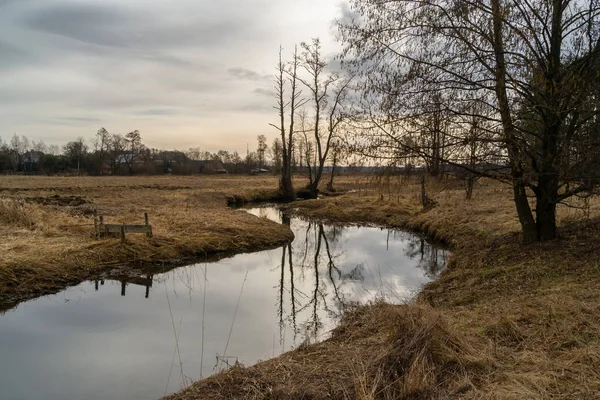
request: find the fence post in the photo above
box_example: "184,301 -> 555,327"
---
120,224 -> 126,244
144,212 -> 152,238
99,216 -> 105,238
94,215 -> 98,238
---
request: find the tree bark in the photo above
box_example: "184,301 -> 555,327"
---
535,175 -> 559,241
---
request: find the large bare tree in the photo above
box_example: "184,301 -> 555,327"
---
339,0 -> 600,242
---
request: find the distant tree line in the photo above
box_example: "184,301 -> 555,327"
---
0,129 -> 338,176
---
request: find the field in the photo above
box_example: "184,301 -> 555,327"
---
0,175 -> 299,309
164,176 -> 600,400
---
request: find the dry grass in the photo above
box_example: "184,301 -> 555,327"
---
163,303 -> 489,400
0,199 -> 36,229
163,175 -> 600,400
0,175 -> 297,308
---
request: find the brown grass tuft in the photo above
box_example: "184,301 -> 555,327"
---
340,304 -> 487,400
0,198 -> 35,229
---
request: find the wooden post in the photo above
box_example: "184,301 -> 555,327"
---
120,224 -> 126,244
144,212 -> 153,238
94,216 -> 98,238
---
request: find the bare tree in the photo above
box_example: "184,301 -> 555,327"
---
124,130 -> 142,175
271,137 -> 283,174
298,38 -> 353,197
63,136 -> 88,174
107,134 -> 127,175
270,46 -> 306,201
257,134 -> 268,169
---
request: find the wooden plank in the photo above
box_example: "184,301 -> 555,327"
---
103,224 -> 152,234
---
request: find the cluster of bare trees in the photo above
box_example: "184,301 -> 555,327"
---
271,39 -> 353,199
336,0 -> 600,242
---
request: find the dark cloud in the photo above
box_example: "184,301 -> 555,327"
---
24,4 -> 134,48
24,2 -> 260,50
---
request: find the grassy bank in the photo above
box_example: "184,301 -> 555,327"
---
164,177 -> 600,399
0,175 -> 295,309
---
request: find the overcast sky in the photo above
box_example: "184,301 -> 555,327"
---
0,0 -> 349,153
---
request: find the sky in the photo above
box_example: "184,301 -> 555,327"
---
0,0 -> 350,154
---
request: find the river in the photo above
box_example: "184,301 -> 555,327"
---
0,206 -> 449,400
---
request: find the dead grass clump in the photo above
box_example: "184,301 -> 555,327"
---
0,199 -> 35,229
349,304 -> 486,400
483,317 -> 525,347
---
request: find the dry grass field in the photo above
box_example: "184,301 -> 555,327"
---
0,175 -> 299,309
165,177 -> 600,400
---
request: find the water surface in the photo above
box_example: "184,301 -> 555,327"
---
0,207 -> 448,400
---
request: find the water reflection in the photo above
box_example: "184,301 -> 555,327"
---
0,207 -> 449,400
249,206 -> 449,345
93,276 -> 154,298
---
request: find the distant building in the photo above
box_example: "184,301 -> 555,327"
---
193,159 -> 227,174
21,151 -> 43,165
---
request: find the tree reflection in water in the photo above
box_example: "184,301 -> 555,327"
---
276,209 -> 449,346
401,233 -> 449,278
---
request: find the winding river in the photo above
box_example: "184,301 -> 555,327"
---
0,206 -> 449,400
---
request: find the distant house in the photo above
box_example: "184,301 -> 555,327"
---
193,159 -> 227,174
20,151 -> 44,173
21,151 -> 43,165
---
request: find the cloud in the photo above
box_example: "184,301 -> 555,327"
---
137,109 -> 178,116
228,68 -> 270,82
253,88 -> 274,97
23,2 -> 265,50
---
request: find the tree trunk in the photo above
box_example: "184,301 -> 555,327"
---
535,175 -> 559,241
513,180 -> 537,243
279,160 -> 296,202
465,176 -> 474,200
326,163 -> 336,192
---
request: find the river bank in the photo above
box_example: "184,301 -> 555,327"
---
165,178 -> 600,399
0,175 -> 295,309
